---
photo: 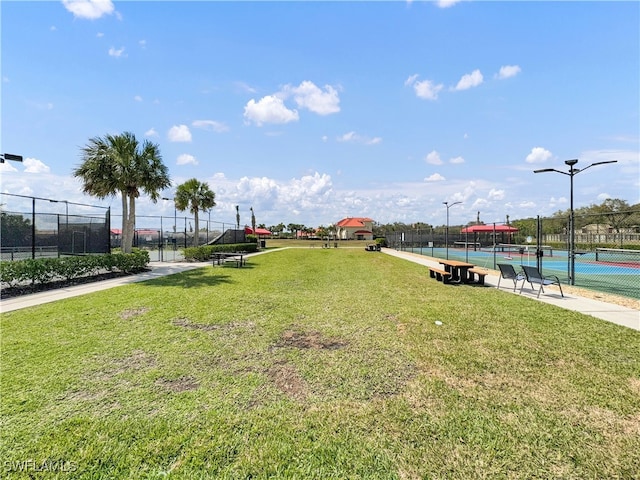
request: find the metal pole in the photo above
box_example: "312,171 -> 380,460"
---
106,207 -> 111,253
569,164 -> 575,285
32,197 -> 36,259
445,206 -> 449,259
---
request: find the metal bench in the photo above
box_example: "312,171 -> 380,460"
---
520,265 -> 563,298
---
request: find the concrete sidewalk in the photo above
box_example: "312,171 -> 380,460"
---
383,248 -> 639,331
0,261 -> 209,313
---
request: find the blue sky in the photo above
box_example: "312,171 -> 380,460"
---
2,0 -> 639,230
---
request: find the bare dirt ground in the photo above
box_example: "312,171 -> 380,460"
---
559,284 -> 639,310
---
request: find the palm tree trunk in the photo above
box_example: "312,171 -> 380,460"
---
120,193 -> 129,253
194,211 -> 199,246
124,195 -> 136,253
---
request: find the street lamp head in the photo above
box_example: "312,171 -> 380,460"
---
590,160 -> 618,167
533,168 -> 556,173
564,159 -> 579,166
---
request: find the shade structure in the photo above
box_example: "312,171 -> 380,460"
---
244,226 -> 272,236
460,224 -> 518,233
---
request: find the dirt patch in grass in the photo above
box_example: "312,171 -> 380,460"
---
155,376 -> 200,393
119,307 -> 150,319
267,360 -> 308,401
275,328 -> 347,350
88,350 -> 157,382
173,318 -> 256,332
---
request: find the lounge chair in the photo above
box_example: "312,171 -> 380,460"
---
497,264 -> 525,292
520,265 -> 564,298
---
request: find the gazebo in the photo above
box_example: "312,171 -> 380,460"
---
459,224 -> 519,249
244,226 -> 272,236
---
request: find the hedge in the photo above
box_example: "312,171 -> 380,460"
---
182,243 -> 259,262
0,250 -> 150,288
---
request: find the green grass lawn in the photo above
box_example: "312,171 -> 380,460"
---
2,248 -> 639,479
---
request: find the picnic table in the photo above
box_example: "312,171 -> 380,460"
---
438,259 -> 475,283
211,251 -> 246,268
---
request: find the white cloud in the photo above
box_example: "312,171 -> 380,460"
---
168,125 -> 192,142
176,154 -> 197,166
282,81 -> 341,115
108,46 -> 126,58
283,172 -> 333,205
437,0 -> 462,8
234,82 -> 257,94
244,95 -> 299,126
488,188 -> 505,200
496,65 -> 521,79
62,0 -> 114,20
337,131 -> 381,145
192,120 -> 229,133
452,69 -> 483,91
139,39 -> 147,49
596,193 -> 612,201
23,157 -> 51,174
525,147 -> 553,164
404,74 -> 419,86
145,128 -> 158,137
134,95 -> 142,102
0,162 -> 19,173
425,173 -> 445,182
425,150 -> 443,165
412,78 -> 444,101
450,156 -> 465,164
236,176 -> 279,201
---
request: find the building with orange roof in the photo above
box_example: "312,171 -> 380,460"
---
335,217 -> 374,241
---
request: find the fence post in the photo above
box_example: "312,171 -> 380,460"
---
31,197 -> 36,259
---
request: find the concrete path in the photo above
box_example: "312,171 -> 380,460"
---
1,261 -> 209,313
382,248 -> 639,331
2,248 -> 639,332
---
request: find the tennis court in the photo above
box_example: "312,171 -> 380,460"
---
406,246 -> 640,300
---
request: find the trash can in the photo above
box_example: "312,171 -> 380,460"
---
260,240 -> 266,248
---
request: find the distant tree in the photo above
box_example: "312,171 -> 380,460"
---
0,212 -> 31,247
316,225 -> 328,238
74,132 -> 170,253
287,223 -> 305,238
174,178 -> 216,246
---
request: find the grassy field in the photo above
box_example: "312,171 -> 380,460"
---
2,248 -> 639,479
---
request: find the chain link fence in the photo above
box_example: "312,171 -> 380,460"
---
1,194 -> 110,261
387,211 -> 640,300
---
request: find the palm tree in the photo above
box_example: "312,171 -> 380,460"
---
74,132 -> 170,253
250,207 -> 256,236
174,178 -> 216,246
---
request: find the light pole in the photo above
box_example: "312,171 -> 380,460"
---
443,201 -> 462,259
534,159 -> 617,285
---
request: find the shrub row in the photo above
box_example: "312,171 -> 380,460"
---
0,250 -> 150,287
183,243 -> 259,262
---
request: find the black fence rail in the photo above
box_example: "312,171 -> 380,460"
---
110,214 -> 243,250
